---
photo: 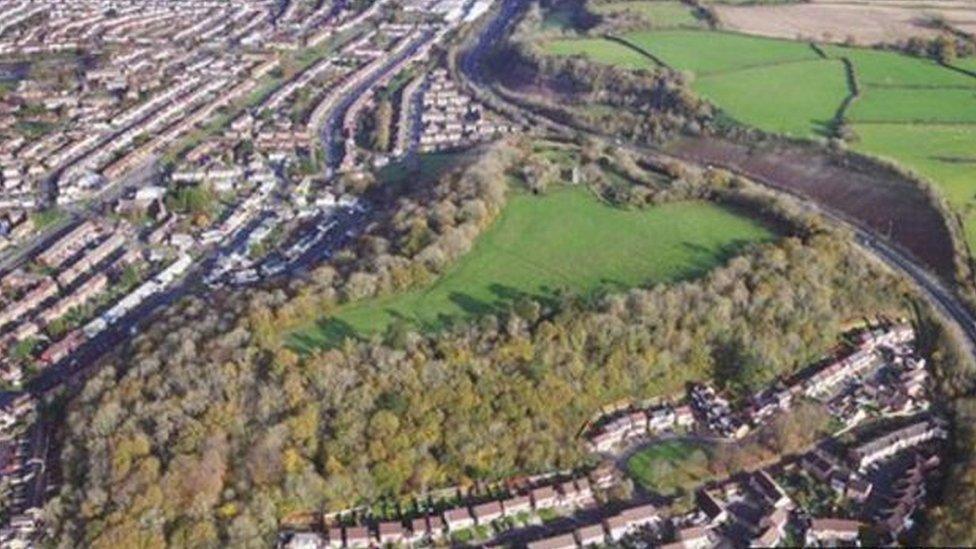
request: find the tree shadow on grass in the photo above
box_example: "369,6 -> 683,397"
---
289,316 -> 360,353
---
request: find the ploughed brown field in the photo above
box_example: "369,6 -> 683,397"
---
714,0 -> 976,45
668,136 -> 957,277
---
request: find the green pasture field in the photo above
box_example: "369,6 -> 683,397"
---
542,38 -> 655,71
622,30 -> 819,74
824,45 -> 976,88
695,59 -> 849,137
953,57 -> 976,73
847,87 -> 976,124
590,1 -> 703,28
290,188 -> 773,350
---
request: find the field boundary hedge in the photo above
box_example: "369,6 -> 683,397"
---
830,54 -> 861,138
603,34 -> 671,68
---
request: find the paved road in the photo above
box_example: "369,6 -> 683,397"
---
455,1 -> 976,355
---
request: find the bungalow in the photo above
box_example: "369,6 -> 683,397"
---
502,494 -> 532,516
442,507 -> 474,531
376,521 -> 406,545
805,518 -> 862,546
575,523 -> 606,546
527,532 -> 578,549
471,500 -> 504,525
531,485 -> 559,510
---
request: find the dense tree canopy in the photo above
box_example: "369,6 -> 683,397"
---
44,225 -> 912,546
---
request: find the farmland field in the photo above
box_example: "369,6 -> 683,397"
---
622,30 -> 819,74
541,38 -> 654,70
290,188 -> 773,349
848,88 -> 976,124
539,22 -> 976,253
694,59 -> 848,137
590,1 -> 703,28
823,45 -> 976,88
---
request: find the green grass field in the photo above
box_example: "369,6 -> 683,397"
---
290,188 -> 772,350
540,28 -> 976,249
622,30 -> 819,74
695,59 -> 848,137
590,1 -> 703,28
544,31 -> 844,138
542,38 -> 655,71
626,441 -> 713,495
824,45 -> 976,88
954,57 -> 976,73
848,88 -> 976,123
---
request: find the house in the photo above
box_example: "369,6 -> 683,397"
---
603,504 -> 659,541
749,470 -> 792,509
408,517 -> 429,544
527,532 -> 578,549
660,526 -> 713,549
325,526 -> 343,548
849,418 -> 947,470
805,518 -> 862,546
471,500 -> 503,524
575,523 -> 606,546
674,404 -> 695,428
343,526 -> 369,548
428,516 -> 446,539
696,490 -> 728,525
589,463 -> 616,489
442,507 -> 474,531
376,521 -> 405,545
845,477 -> 873,503
284,532 -> 326,549
531,485 -> 559,510
751,507 -> 790,548
502,494 -> 532,516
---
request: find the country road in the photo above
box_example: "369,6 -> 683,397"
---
455,0 -> 976,355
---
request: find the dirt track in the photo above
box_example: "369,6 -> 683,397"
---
668,136 -> 957,277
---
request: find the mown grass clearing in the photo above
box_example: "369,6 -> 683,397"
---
622,30 -> 819,74
590,1 -> 703,28
695,59 -> 849,137
290,188 -> 773,350
627,441 -> 713,495
823,45 -> 976,88
542,38 -> 655,71
848,87 -> 976,123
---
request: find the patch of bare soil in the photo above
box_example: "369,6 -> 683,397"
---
668,136 -> 957,276
713,2 -> 975,44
